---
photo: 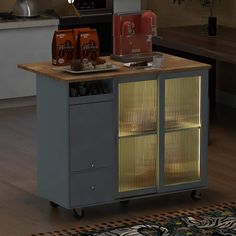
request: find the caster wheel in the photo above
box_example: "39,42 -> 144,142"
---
50,201 -> 59,208
120,200 -> 130,206
191,190 -> 202,200
73,208 -> 84,218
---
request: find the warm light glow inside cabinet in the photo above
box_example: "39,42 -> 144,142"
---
164,77 -> 201,186
115,71 -> 208,198
118,80 -> 158,193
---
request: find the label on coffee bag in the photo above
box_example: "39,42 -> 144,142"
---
52,30 -> 75,66
79,29 -> 99,61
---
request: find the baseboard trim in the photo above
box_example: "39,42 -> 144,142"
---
216,90 -> 236,109
0,96 -> 36,109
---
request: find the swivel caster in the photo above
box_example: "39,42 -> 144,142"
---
120,200 -> 130,206
191,190 -> 202,200
50,201 -> 59,208
73,208 -> 84,219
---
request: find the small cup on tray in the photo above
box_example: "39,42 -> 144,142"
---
70,59 -> 83,71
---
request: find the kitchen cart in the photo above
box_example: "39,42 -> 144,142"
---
19,54 -> 210,217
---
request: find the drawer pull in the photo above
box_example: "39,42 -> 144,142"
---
91,186 -> 95,191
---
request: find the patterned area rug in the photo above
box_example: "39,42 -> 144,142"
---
32,202 -> 236,236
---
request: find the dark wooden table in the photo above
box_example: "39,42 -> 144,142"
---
153,25 -> 236,110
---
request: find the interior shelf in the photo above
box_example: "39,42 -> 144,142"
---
165,122 -> 201,133
119,129 -> 157,138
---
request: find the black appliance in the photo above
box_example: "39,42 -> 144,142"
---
59,0 -> 113,56
0,12 -> 18,20
74,0 -> 106,10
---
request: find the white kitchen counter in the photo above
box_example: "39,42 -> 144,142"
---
0,17 -> 58,99
0,17 -> 59,30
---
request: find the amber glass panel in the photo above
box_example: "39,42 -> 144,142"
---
119,135 -> 157,192
164,129 -> 200,185
165,77 -> 200,130
119,80 -> 157,137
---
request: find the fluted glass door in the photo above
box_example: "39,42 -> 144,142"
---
164,76 -> 201,185
118,80 -> 158,193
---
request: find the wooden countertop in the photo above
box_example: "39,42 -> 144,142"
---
153,25 -> 236,64
18,54 -> 210,83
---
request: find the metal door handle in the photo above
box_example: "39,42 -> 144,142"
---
91,186 -> 95,191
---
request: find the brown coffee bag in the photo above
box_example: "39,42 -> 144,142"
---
52,29 -> 75,66
73,28 -> 91,60
79,29 -> 100,61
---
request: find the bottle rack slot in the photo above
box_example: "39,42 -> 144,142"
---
69,80 -> 112,97
69,80 -> 113,104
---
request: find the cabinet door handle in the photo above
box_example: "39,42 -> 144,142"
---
91,186 -> 95,191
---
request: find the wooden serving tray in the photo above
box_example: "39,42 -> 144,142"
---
53,65 -> 120,74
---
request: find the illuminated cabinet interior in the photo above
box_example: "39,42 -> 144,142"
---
118,80 -> 158,192
117,75 -> 205,194
119,135 -> 157,192
164,77 -> 201,185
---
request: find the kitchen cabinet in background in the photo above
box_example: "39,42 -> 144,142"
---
0,20 -> 58,99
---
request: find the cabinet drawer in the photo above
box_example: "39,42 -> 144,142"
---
69,102 -> 113,171
70,168 -> 113,207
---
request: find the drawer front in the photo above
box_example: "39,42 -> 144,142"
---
70,169 -> 113,207
69,102 -> 113,171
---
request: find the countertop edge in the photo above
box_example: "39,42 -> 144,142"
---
18,60 -> 211,83
0,18 -> 59,30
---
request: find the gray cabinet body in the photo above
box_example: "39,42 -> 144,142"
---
69,102 -> 114,206
37,69 -> 208,209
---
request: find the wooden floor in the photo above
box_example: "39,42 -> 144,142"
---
0,105 -> 235,236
